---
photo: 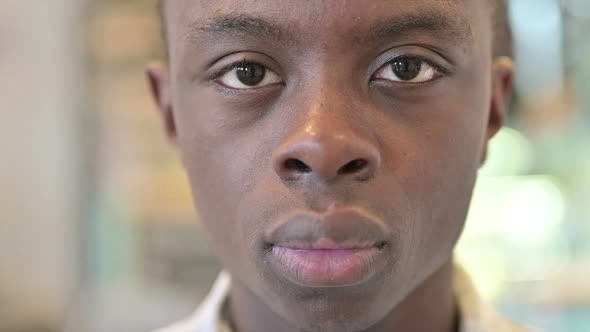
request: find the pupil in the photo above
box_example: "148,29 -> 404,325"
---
236,63 -> 266,86
391,58 -> 422,81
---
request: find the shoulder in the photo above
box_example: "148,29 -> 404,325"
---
473,309 -> 541,332
454,264 -> 541,332
151,271 -> 232,332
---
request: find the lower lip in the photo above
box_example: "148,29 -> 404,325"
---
269,245 -> 383,287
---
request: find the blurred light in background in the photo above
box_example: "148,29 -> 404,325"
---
0,0 -> 588,331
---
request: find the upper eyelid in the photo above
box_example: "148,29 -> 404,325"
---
371,44 -> 454,75
375,43 -> 455,65
209,61 -> 251,81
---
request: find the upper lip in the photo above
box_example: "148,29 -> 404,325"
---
265,207 -> 388,250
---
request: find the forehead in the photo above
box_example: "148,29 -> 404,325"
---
164,0 -> 491,49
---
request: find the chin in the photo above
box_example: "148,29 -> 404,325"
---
254,246 -> 403,332
292,310 -> 383,332
277,289 -> 393,332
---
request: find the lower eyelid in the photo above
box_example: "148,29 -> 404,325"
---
214,77 -> 284,91
211,83 -> 285,100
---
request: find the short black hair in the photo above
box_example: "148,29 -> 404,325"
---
157,0 -> 512,58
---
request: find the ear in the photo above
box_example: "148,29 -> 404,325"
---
481,56 -> 515,165
146,62 -> 178,146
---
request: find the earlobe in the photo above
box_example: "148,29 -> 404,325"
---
481,56 -> 515,165
146,62 -> 178,145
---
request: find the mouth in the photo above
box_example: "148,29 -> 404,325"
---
265,207 -> 390,288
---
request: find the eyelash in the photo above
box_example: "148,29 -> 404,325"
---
208,56 -> 448,85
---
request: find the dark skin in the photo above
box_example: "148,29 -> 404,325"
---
147,1 -> 514,331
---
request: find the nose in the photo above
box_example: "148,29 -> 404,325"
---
272,122 -> 382,183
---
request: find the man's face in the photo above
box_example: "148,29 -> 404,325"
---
149,0 -> 512,331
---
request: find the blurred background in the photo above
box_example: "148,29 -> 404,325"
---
0,0 -> 588,331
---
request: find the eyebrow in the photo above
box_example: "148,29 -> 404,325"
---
368,10 -> 473,45
190,14 -> 283,43
189,9 -> 471,47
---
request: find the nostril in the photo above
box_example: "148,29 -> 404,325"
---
338,159 -> 369,175
284,158 -> 312,174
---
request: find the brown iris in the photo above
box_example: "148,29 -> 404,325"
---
391,57 -> 423,81
236,63 -> 266,86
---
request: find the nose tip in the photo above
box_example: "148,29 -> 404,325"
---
272,137 -> 381,182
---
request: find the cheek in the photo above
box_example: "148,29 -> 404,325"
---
173,81 -> 292,283
173,84 -> 262,236
373,70 -> 491,273
399,85 -> 490,268
177,136 -> 251,264
177,126 -> 284,280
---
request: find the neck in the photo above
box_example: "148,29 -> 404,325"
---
228,260 -> 457,332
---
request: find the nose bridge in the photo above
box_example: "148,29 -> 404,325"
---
299,73 -> 367,141
272,78 -> 381,182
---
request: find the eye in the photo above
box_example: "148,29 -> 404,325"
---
373,56 -> 443,83
215,62 -> 283,89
